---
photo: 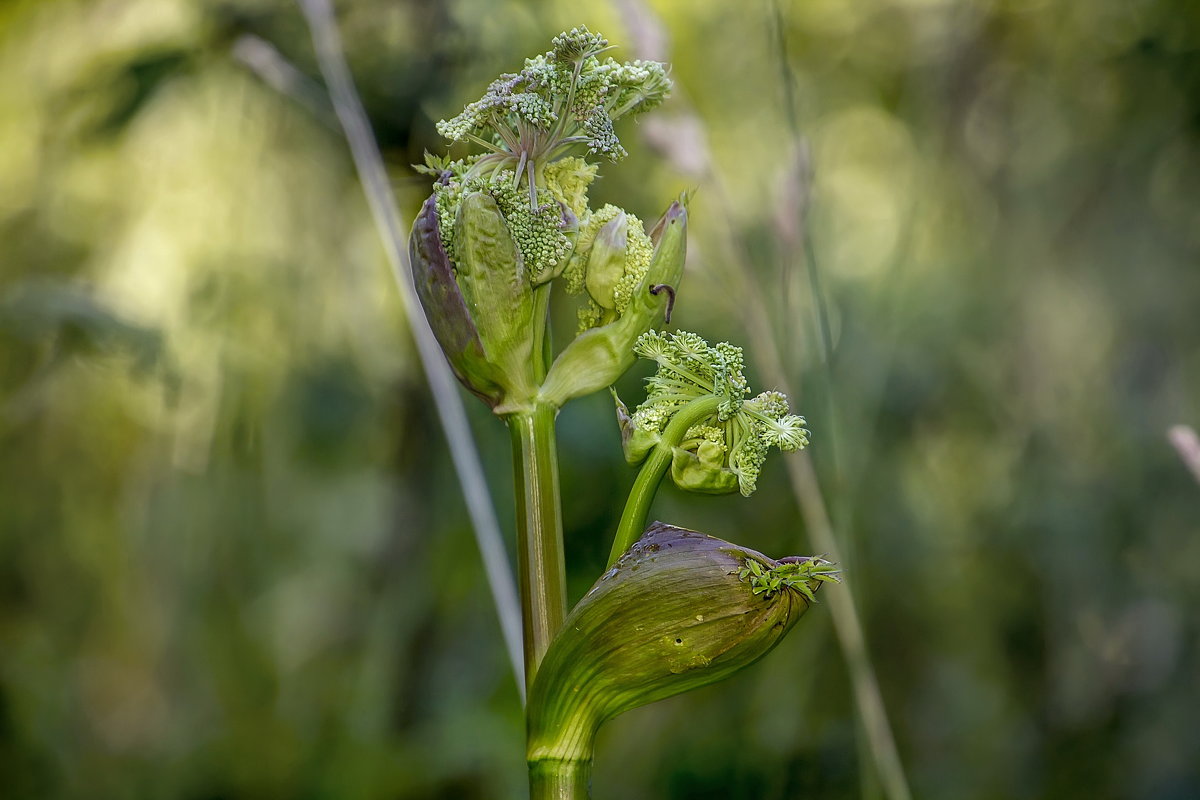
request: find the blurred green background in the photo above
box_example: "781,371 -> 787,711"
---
2,0 -> 1199,798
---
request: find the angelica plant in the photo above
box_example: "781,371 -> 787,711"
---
408,27 -> 836,800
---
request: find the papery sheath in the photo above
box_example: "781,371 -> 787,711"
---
409,194 -> 505,406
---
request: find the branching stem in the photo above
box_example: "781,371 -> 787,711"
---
607,394 -> 722,565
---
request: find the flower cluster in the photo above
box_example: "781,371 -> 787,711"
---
432,166 -> 574,284
738,557 -> 841,603
419,25 -> 674,314
562,204 -> 656,332
436,26 -> 670,175
619,330 -> 810,496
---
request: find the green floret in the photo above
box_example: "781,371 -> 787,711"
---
432,169 -> 570,284
739,557 -> 841,602
435,71 -> 559,143
570,67 -> 613,120
551,26 -> 610,63
486,173 -> 571,284
747,391 -> 809,451
630,398 -> 674,436
432,180 -> 463,262
728,426 -> 768,495
568,205 -> 654,334
563,204 -> 622,295
542,157 -> 598,219
576,301 -> 605,332
610,215 -> 653,314
684,424 -> 726,448
637,329 -> 743,408
582,109 -> 625,160
625,330 -> 810,496
601,59 -> 671,119
751,390 -> 790,418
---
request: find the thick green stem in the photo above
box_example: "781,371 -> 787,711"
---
607,395 -> 723,566
529,759 -> 592,800
509,405 -> 568,690
531,282 -> 553,383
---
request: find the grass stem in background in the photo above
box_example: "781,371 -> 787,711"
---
1168,425 -> 1200,486
762,4 -> 911,796
295,0 -> 525,699
734,217 -> 912,800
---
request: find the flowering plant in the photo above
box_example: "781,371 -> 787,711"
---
409,28 -> 835,799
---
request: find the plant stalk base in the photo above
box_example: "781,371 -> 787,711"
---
529,760 -> 591,800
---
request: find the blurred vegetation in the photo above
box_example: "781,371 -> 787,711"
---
2,0 -> 1199,798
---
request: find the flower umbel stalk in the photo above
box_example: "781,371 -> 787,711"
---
608,394 -> 721,565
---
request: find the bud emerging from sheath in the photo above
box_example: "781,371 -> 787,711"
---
526,522 -> 838,777
411,26 -> 680,413
670,424 -> 740,493
615,329 -> 811,496
409,188 -> 539,411
538,199 -> 687,407
582,210 -> 633,316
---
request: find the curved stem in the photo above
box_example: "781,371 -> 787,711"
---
509,405 -> 568,689
607,395 -> 722,566
529,759 -> 591,800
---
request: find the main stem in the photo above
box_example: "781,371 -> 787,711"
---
508,404 -> 568,691
607,395 -> 723,566
529,760 -> 591,800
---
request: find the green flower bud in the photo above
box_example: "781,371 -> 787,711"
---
538,199 -> 687,407
668,423 -> 739,494
612,389 -> 659,465
670,444 -> 740,494
527,522 -> 836,778
583,211 -> 628,313
408,190 -> 540,412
